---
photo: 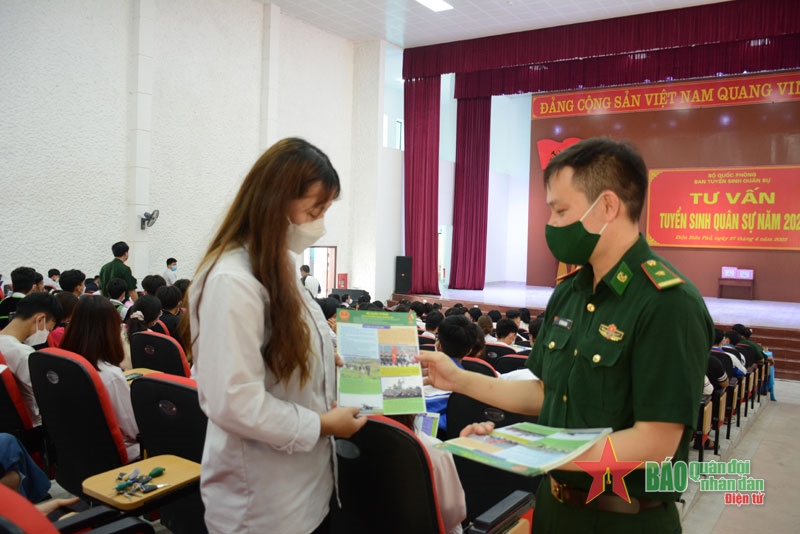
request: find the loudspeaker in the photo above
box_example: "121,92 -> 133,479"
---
395,256 -> 412,294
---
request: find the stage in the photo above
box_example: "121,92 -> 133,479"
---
395,281 -> 800,330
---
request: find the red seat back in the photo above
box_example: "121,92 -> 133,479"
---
130,331 -> 191,377
0,350 -> 33,433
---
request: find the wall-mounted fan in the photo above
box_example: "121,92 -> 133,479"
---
140,209 -> 160,230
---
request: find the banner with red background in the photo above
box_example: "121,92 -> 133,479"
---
646,166 -> 800,251
532,72 -> 800,118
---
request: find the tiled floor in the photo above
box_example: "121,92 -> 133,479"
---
681,379 -> 799,533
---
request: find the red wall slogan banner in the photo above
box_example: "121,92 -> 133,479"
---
646,166 -> 800,251
532,72 -> 800,118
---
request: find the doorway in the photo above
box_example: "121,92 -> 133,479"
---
303,246 -> 337,297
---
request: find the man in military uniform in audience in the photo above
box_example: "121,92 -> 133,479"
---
420,138 -> 713,532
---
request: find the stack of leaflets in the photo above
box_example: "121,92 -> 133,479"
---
437,423 -> 612,476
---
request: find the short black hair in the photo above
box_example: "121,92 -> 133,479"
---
300,265 -> 311,274
496,318 -> 519,339
410,301 -> 426,317
315,297 -> 339,320
105,278 -> 128,301
437,315 -> 477,359
112,241 -> 129,257
519,308 -> 531,324
10,267 -> 37,294
33,272 -> 43,284
529,317 -> 544,339
59,269 -> 86,293
48,269 -> 60,278
731,324 -> 751,339
156,285 -> 182,310
467,307 -> 482,322
724,330 -> 741,346
544,137 -> 648,222
142,274 -> 167,296
166,258 -> 177,266
714,328 -> 724,345
505,309 -> 520,321
425,310 -> 444,332
445,306 -> 466,317
173,279 -> 190,297
487,310 -> 502,322
15,292 -> 63,323
341,293 -> 350,301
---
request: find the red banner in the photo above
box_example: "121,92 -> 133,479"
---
532,72 -> 800,118
646,166 -> 800,251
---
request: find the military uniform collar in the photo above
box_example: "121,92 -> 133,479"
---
571,234 -> 651,298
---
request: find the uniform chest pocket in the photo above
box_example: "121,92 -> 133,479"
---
540,328 -> 574,381
571,339 -> 631,419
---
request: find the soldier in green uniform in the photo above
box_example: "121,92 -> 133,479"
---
98,241 -> 138,303
420,138 -> 713,533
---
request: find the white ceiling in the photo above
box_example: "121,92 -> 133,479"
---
265,0 -> 730,49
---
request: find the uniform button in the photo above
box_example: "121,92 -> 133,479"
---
592,354 -> 601,363
587,303 -> 596,312
548,341 -> 556,349
574,349 -> 578,357
562,395 -> 568,403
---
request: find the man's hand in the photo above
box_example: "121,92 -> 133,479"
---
418,351 -> 464,392
459,421 -> 495,438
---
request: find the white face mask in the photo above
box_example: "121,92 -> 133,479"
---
24,316 -> 50,347
286,218 -> 326,254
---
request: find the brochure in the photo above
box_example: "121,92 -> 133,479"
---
336,309 -> 426,415
436,422 -> 612,477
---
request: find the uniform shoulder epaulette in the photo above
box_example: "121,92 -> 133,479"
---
555,266 -> 582,283
641,259 -> 684,290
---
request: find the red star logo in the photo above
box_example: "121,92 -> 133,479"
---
572,436 -> 642,503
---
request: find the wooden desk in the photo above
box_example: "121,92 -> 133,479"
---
718,278 -> 754,299
83,455 -> 200,511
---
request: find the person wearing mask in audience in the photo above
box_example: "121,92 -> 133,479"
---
341,293 -> 352,307
300,265 -> 321,296
163,258 -> 178,286
184,137 -> 366,534
0,293 -> 63,426
46,269 -> 61,291
99,242 -> 138,303
423,315 -> 476,434
105,278 -> 130,321
46,292 -> 79,348
0,267 -> 38,328
58,269 -> 86,298
420,138 -> 712,533
60,296 -> 140,460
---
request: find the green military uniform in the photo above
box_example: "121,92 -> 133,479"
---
98,258 -> 137,297
527,234 -> 713,533
739,338 -> 764,361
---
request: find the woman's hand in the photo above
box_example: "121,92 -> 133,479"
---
459,421 -> 495,438
320,402 -> 367,438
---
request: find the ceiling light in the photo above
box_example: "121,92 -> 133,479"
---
415,0 -> 454,13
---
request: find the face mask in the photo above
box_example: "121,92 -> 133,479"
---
24,316 -> 50,347
171,265 -> 178,271
286,218 -> 326,254
545,194 -> 608,265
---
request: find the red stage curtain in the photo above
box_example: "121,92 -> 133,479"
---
449,97 -> 491,290
403,76 -> 441,295
404,0 -> 799,79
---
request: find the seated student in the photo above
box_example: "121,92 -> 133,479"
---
492,318 -> 520,350
32,272 -> 45,293
340,293 -> 352,307
529,316 -> 544,343
46,292 -> 79,347
477,315 -> 495,342
0,293 -> 63,425
732,323 -> 768,362
105,277 -> 130,321
423,315 -> 476,433
46,269 -> 61,292
387,415 -> 466,534
722,330 -> 748,371
0,267 -> 38,329
420,310 -> 443,342
710,328 -> 737,381
504,310 -> 528,344
58,269 -> 86,298
444,306 -> 468,318
467,323 -> 486,360
84,275 -> 101,294
60,296 -> 140,460
155,285 -> 182,338
486,309 -> 502,325
123,295 -> 162,345
467,306 -> 482,323
315,297 -> 339,348
0,433 -> 51,503
518,308 -> 531,334
141,274 -> 166,297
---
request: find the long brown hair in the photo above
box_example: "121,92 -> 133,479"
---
61,295 -> 126,369
184,138 -> 340,386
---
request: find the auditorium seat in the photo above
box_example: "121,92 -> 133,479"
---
492,355 -> 529,374
461,356 -> 499,377
130,332 -> 191,377
0,351 -> 45,464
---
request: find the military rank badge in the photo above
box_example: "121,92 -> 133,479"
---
599,324 -> 624,341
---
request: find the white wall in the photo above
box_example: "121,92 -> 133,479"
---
0,0 -> 130,279
0,1 -> 369,290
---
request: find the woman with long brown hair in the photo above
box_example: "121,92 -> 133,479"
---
60,295 -> 139,460
185,138 -> 366,533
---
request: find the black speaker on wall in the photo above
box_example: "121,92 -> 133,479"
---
395,256 -> 412,294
